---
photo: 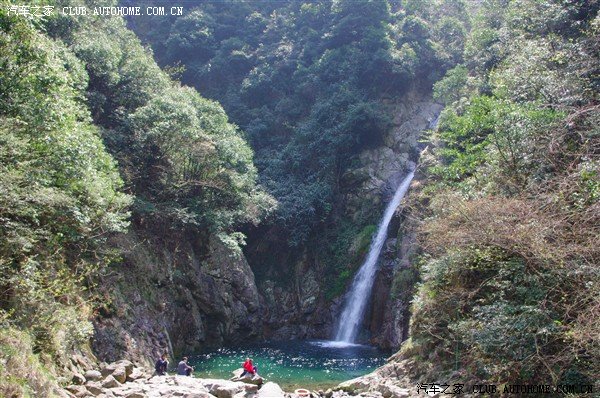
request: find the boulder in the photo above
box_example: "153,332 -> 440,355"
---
84,370 -> 103,382
107,386 -> 135,397
85,381 -> 104,396
126,367 -> 145,382
111,367 -> 127,384
71,353 -> 95,371
101,362 -> 129,383
102,375 -> 121,389
256,382 -> 285,398
65,385 -> 89,398
337,373 -> 411,398
374,384 -> 409,398
100,364 -> 114,378
338,377 -> 370,394
56,388 -> 77,398
124,393 -> 145,398
202,379 -> 252,398
229,369 -> 242,380
114,360 -> 135,377
72,373 -> 86,385
213,384 -> 243,398
245,384 -> 259,393
230,368 -> 263,386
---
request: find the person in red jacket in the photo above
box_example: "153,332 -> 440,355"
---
240,357 -> 258,378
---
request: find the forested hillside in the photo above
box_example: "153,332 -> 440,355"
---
132,0 -> 449,247
130,0 -> 468,309
1,1 -> 271,395
0,8 -> 131,396
402,0 -> 599,388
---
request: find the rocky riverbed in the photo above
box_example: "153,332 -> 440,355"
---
60,359 -> 415,398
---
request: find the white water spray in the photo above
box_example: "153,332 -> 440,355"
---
334,169 -> 415,343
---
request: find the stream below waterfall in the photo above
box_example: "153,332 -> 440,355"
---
188,340 -> 389,391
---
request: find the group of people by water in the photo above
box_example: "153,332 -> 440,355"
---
154,354 -> 194,376
154,354 -> 258,379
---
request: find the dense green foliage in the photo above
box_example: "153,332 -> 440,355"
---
131,0 -> 468,247
0,8 -> 130,395
407,0 -> 599,387
44,6 -> 273,239
1,1 -> 271,394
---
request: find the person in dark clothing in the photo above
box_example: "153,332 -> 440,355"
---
154,354 -> 169,376
240,358 -> 258,378
177,357 -> 194,376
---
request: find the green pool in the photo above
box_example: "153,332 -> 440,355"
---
188,340 -> 389,391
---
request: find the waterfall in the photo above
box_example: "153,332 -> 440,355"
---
334,169 -> 415,343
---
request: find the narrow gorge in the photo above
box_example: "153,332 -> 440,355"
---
1,1 -> 598,397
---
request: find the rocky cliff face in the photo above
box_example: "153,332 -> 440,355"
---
367,192 -> 421,349
345,89 -> 442,216
93,225 -> 263,366
353,90 -> 440,349
244,87 -> 441,346
242,227 -> 343,341
259,266 -> 341,340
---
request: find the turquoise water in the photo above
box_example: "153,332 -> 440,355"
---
188,340 -> 389,391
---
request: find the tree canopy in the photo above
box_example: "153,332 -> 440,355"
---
132,0 -> 469,246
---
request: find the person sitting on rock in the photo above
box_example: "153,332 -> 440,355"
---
177,357 -> 194,376
240,358 -> 258,378
154,353 -> 169,376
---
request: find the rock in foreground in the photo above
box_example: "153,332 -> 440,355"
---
336,357 -> 415,398
63,360 -> 418,397
256,382 -> 285,397
63,361 -> 267,398
230,368 -> 264,386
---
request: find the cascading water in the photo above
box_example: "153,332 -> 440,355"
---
333,169 -> 416,343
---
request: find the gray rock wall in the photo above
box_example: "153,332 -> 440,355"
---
341,89 -> 440,347
251,87 -> 441,346
93,227 -> 263,365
